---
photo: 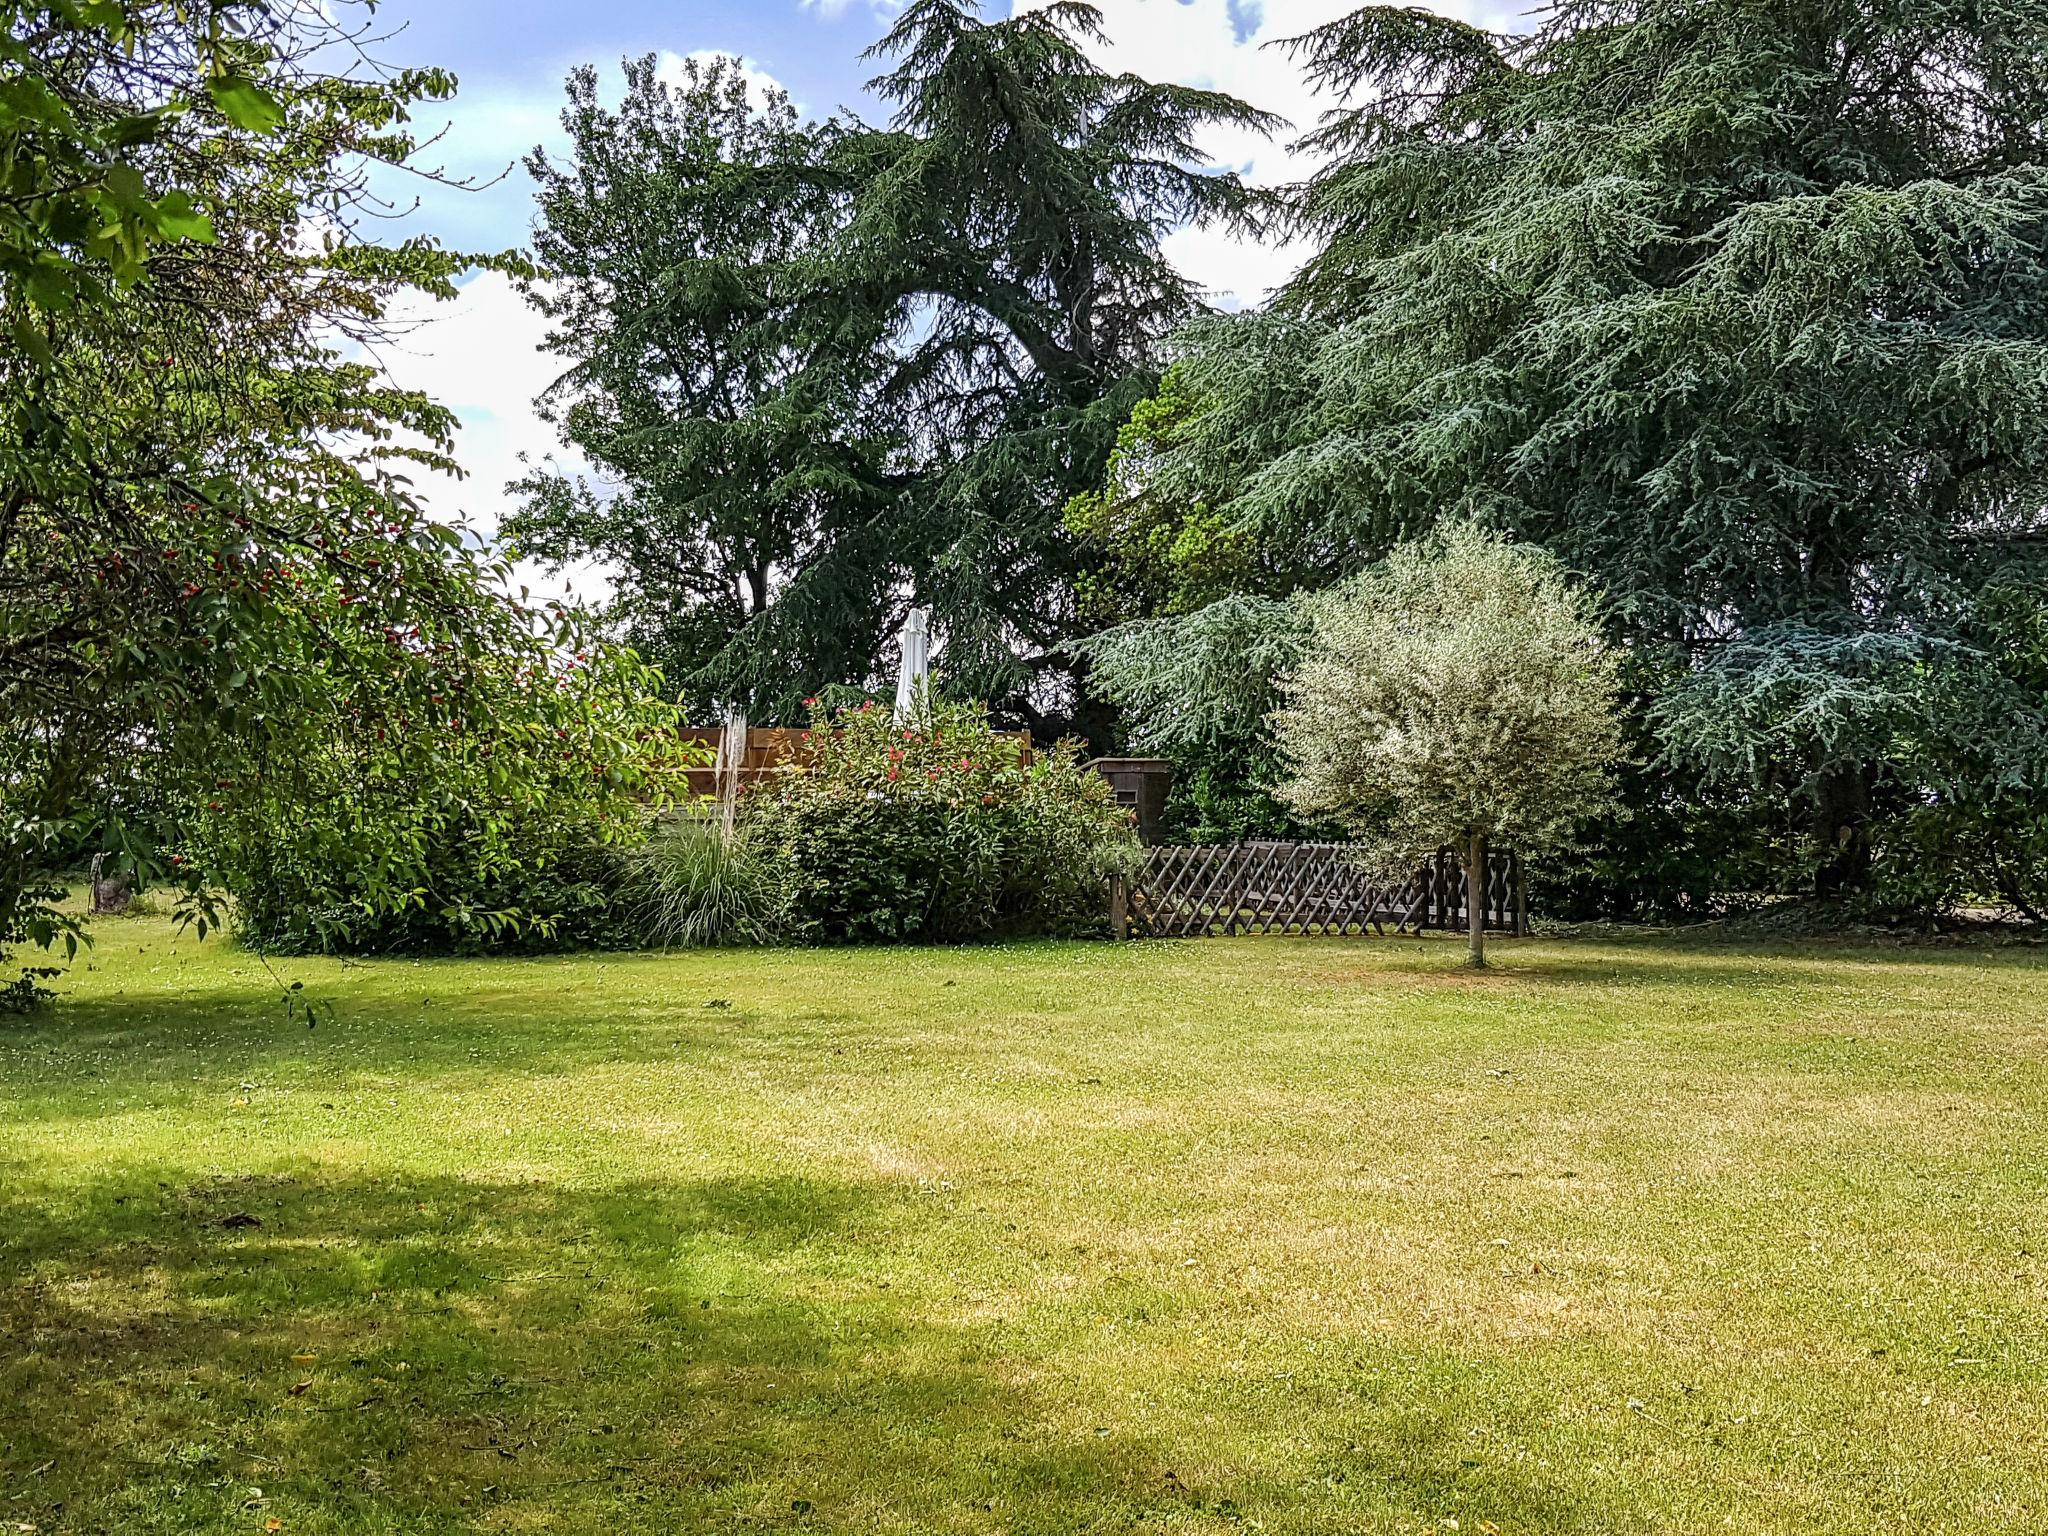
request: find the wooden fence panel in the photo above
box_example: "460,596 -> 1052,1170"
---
1124,841 -> 1524,940
680,724 -> 1033,796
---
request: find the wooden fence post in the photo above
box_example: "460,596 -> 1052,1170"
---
1108,872 -> 1131,941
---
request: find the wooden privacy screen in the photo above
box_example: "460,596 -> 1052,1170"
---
680,725 -> 1035,797
1120,841 -> 1526,939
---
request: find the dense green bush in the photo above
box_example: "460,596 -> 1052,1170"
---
233,830 -> 638,958
1528,695 -> 1797,923
1867,802 -> 2048,926
742,701 -> 1137,944
0,868 -> 65,1013
188,640 -> 693,956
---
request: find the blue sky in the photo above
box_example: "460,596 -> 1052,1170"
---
356,0 -> 886,255
349,0 -> 1519,600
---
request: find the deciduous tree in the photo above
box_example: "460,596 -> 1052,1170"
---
1,2 -> 682,1001
511,55 -> 901,714
1274,526 -> 1623,965
511,0 -> 1276,729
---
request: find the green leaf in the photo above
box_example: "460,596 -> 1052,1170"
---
103,162 -> 149,210
10,316 -> 55,368
154,191 -> 215,244
208,77 -> 286,135
106,112 -> 165,148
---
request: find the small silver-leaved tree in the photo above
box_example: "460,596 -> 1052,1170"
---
1273,525 -> 1624,966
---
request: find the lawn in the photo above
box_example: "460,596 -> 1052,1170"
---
3,918 -> 2046,1534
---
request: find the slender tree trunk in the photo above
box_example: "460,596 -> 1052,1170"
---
1802,525 -> 1876,902
1464,829 -> 1487,969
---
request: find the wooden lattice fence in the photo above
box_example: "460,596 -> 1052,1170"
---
1115,841 -> 1525,940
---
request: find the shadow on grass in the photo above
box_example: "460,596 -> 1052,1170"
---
0,1164 -> 1633,1534
1303,934 -> 2048,993
0,977 -> 780,1131
1,1168 -> 1107,1532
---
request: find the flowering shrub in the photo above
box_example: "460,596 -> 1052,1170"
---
742,700 -> 1138,943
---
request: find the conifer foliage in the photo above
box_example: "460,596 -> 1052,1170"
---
511,0 -> 1277,727
1085,0 -> 2048,911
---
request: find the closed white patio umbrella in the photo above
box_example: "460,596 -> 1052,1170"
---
893,606 -> 930,724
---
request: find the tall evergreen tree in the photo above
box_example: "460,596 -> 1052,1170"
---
510,56 -> 903,711
1084,0 -> 2048,897
512,1 -> 1276,727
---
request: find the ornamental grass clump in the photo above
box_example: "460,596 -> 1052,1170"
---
629,812 -> 789,949
742,700 -> 1137,944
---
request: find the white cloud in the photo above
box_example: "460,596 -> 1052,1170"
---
1012,0 -> 1519,307
799,0 -> 901,17
657,49 -> 800,114
372,270 -> 615,609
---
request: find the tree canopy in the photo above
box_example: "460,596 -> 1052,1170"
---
1084,0 -> 2048,908
510,55 -> 900,713
1274,525 -> 1624,961
1,1 -> 683,1002
509,0 -> 1277,729
14,0 -> 2048,958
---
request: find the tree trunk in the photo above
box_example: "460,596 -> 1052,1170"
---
1107,872 -> 1130,940
1812,763 -> 1873,900
1464,830 -> 1487,969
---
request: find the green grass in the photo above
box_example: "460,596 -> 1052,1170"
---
4,918 -> 2047,1534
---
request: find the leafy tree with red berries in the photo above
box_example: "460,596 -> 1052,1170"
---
1,2 -> 686,1001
